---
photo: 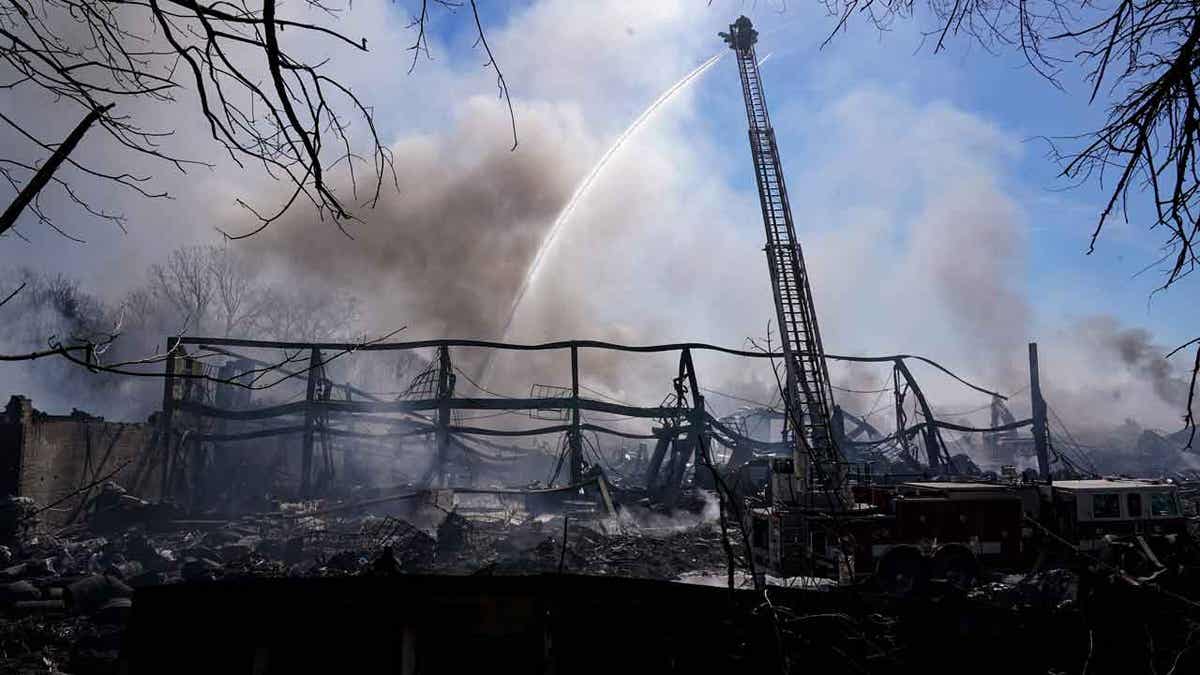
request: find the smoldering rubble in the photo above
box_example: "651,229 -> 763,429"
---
0,480 -> 739,673
3,469 -> 1200,674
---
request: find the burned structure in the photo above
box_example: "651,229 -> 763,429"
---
1,14 -> 1198,675
1,396 -> 163,527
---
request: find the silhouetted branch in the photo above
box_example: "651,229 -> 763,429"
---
0,323 -> 406,394
404,0 -> 517,151
0,0 -> 392,238
821,0 -> 1199,290
469,0 -> 517,151
1167,337 -> 1200,448
407,0 -> 461,73
0,103 -> 112,237
0,280 -> 24,308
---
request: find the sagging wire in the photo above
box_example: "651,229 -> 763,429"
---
830,383 -> 892,395
1047,404 -> 1099,475
453,364 -> 521,399
547,433 -> 570,486
581,431 -> 625,480
700,386 -> 780,410
578,382 -> 632,406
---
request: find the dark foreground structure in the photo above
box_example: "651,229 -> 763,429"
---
121,574 -> 779,674
115,572 -> 1199,675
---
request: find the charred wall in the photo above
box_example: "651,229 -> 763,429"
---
1,395 -> 161,526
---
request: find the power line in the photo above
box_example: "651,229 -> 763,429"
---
830,384 -> 892,395
699,386 -> 778,410
452,365 -> 519,399
578,382 -> 633,406
861,386 -> 892,421
933,401 -> 994,417
1047,404 -> 1098,474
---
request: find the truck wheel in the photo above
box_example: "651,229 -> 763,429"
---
1113,541 -> 1156,578
876,545 -> 926,596
932,544 -> 979,590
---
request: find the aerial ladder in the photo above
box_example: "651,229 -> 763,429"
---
721,16 -> 862,581
721,16 -> 845,504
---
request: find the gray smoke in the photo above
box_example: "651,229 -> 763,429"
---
249,101 -> 584,345
1103,322 -> 1192,405
1042,316 -> 1194,430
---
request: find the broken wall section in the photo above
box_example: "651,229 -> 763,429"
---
1,396 -> 163,527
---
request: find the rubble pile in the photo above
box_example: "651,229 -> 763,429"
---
485,518 -> 736,578
0,488 -> 741,673
5,481 -> 1200,674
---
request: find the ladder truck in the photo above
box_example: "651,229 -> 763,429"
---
721,16 -> 857,580
721,19 -> 1197,589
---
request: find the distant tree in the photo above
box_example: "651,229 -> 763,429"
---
207,244 -> 264,337
0,253 -> 373,398
149,246 -> 215,334
821,0 -> 1200,442
256,286 -> 361,341
142,244 -> 361,339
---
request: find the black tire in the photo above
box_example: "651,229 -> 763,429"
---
931,543 -> 980,590
876,544 -> 927,596
1113,540 -> 1156,578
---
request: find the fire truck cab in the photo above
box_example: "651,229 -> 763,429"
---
1038,479 -> 1187,552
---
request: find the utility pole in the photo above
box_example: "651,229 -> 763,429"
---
1028,342 -> 1051,482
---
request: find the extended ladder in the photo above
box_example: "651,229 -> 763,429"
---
722,17 -> 839,477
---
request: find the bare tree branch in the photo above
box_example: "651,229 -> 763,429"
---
403,0 -> 517,150
0,0 -> 393,238
469,0 -> 517,151
0,280 -> 24,308
0,103 -> 111,237
1167,336 -> 1200,447
820,0 -> 1200,444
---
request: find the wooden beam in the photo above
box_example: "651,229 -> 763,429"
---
569,345 -> 582,484
300,348 -> 321,497
432,346 -> 454,487
159,337 -> 180,499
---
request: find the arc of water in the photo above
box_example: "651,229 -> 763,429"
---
481,52 -> 726,385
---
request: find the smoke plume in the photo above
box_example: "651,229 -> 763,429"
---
250,99 -> 588,342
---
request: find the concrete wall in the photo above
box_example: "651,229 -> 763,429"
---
1,396 -> 162,526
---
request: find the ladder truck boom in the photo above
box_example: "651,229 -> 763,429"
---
721,16 -> 842,495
